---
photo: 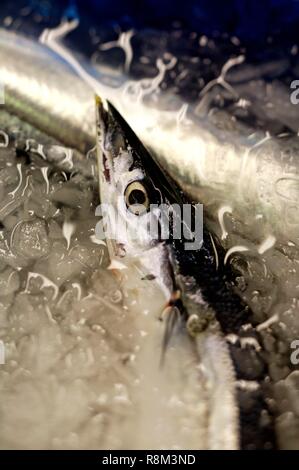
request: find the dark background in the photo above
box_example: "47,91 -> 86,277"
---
2,0 -> 299,45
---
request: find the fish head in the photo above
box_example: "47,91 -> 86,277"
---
95,95 -> 183,262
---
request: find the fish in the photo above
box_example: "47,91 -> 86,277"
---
95,96 -> 276,449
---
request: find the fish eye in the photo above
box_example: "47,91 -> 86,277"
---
124,181 -> 149,215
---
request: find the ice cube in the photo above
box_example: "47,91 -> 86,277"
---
12,220 -> 50,259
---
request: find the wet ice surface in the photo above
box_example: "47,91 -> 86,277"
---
0,125 -> 139,449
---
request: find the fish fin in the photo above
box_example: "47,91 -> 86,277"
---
160,305 -> 181,367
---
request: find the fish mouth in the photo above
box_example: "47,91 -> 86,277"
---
95,95 -> 113,183
95,95 -> 109,135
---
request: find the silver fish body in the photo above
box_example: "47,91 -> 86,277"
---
0,28 -> 95,154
